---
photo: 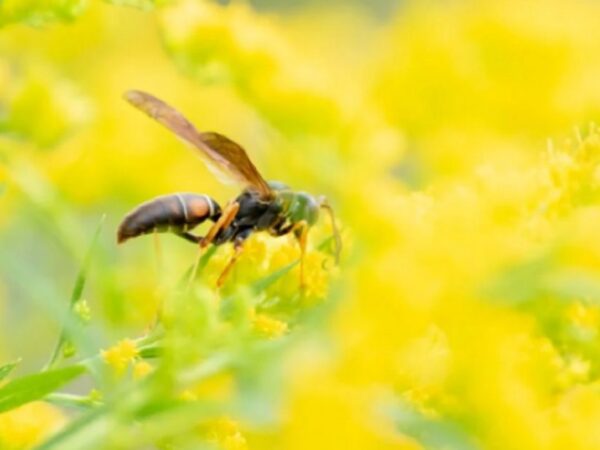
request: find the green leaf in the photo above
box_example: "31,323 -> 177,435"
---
103,0 -> 169,11
251,260 -> 298,292
0,365 -> 85,413
0,359 -> 21,382
178,245 -> 218,290
0,0 -> 87,27
389,403 -> 480,450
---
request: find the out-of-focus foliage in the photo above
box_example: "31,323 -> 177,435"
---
0,0 -> 87,26
375,0 -> 600,182
2,0 -> 600,449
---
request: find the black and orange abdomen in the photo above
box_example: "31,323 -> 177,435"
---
117,193 -> 221,243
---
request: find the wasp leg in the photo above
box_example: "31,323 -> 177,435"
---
175,232 -> 202,243
201,201 -> 240,248
187,203 -> 240,290
292,220 -> 309,290
317,196 -> 342,264
216,229 -> 252,288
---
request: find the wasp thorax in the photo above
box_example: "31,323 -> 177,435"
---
279,191 -> 319,226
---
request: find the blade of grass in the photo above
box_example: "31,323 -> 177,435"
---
45,214 -> 106,370
0,359 -> 21,382
253,236 -> 335,292
45,392 -> 103,410
0,254 -> 98,363
388,402 -> 481,450
0,365 -> 85,413
178,245 -> 218,290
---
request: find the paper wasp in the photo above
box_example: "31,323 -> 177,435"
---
117,90 -> 341,287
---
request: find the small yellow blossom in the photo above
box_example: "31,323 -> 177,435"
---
567,302 -> 600,330
302,252 -> 334,299
252,312 -> 288,338
241,234 -> 268,267
73,299 -> 91,323
268,238 -> 301,270
101,339 -> 138,374
179,390 -> 198,402
132,360 -> 153,380
206,417 -> 248,450
0,402 -> 66,449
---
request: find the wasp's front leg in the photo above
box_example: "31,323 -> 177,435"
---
216,228 -> 253,288
269,220 -> 309,289
292,221 -> 309,290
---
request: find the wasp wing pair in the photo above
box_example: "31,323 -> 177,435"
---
119,90 -> 341,287
125,90 -> 272,200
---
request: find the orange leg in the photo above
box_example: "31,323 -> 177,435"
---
201,201 -> 240,248
216,244 -> 244,288
187,201 -> 240,290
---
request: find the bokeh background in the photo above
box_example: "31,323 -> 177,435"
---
2,0 -> 600,448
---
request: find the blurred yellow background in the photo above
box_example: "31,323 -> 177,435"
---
2,0 -> 600,449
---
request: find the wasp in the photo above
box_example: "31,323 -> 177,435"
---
117,90 -> 341,287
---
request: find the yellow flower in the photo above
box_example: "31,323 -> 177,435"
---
179,390 -> 198,402
252,312 -> 288,338
0,402 -> 66,449
206,417 -> 248,450
101,339 -> 138,374
567,302 -> 600,330
132,360 -> 153,380
302,251 -> 334,300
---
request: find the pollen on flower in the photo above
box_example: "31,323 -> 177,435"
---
252,312 -> 288,338
101,339 -> 138,374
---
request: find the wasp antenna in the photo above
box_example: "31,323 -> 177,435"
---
318,196 -> 342,265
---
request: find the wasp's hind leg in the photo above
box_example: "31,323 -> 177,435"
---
176,231 -> 202,243
216,228 -> 252,288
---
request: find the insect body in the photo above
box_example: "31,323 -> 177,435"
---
117,193 -> 221,244
118,90 -> 341,287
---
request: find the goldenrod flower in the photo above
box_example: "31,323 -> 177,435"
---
101,339 -> 138,374
132,360 -> 153,380
252,312 -> 288,338
206,417 -> 248,450
0,402 -> 66,449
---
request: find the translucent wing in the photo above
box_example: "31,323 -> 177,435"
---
124,90 -> 273,200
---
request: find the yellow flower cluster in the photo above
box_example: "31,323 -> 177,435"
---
0,402 -> 66,450
205,417 -> 248,450
101,339 -> 139,375
251,311 -> 288,338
